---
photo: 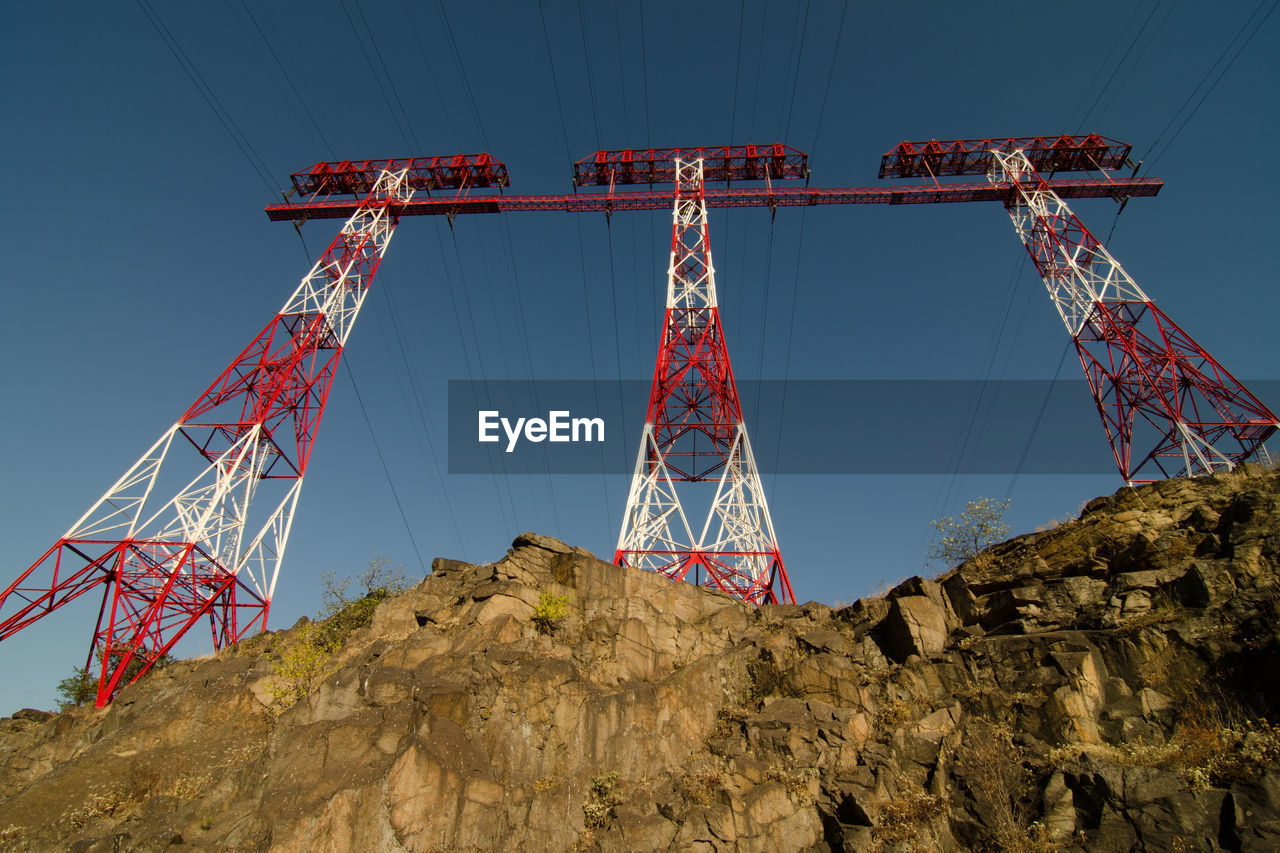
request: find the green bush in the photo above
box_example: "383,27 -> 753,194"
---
56,645 -> 174,710
266,622 -> 337,707
532,591 -> 570,634
266,556 -> 410,710
315,555 -> 409,646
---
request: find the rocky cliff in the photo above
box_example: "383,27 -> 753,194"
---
1,467 -> 1279,852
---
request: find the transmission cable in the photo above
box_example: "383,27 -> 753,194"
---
1004,341 -> 1074,502
436,0 -> 493,148
1062,0 -> 1151,131
249,0 -> 348,150
231,0 -> 339,160
539,2 -> 613,524
1078,0 -> 1165,129
222,0 -> 332,160
375,275 -> 472,556
400,0 -> 461,142
1092,0 -> 1181,127
342,358 -> 428,575
575,0 -> 604,148
639,3 -> 652,148
1145,0 -> 1278,168
352,0 -> 424,150
339,0 -> 419,153
780,0 -> 812,144
767,0 -> 847,480
135,0 -> 277,197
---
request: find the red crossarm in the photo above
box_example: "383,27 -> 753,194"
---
572,144 -> 808,187
290,154 -> 509,196
265,177 -> 1162,221
879,134 -> 1131,179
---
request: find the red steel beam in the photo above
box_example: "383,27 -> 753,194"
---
879,134 -> 1131,179
265,177 -> 1163,222
572,144 -> 809,187
289,154 -> 509,196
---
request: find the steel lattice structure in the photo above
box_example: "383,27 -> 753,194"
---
6,135 -> 1219,704
0,161 -> 451,705
878,136 -> 1276,481
614,158 -> 795,605
986,148 -> 1278,482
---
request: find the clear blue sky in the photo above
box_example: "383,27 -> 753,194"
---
2,0 -> 1277,713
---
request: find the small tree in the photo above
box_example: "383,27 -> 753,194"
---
319,555 -> 408,619
315,555 -> 410,646
929,497 -> 1011,565
55,646 -> 174,711
56,667 -> 96,711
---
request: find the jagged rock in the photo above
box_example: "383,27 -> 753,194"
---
1,469 -> 1279,851
881,595 -> 948,661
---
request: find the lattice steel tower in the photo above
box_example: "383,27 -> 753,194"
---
880,135 -> 1278,482
574,146 -> 802,605
0,155 -> 507,705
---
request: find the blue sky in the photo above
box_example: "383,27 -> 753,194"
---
1,0 -> 1277,713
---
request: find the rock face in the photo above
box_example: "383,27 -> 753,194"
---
1,468 -> 1279,851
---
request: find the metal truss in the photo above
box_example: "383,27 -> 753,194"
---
990,148 -> 1278,483
880,134 -> 1132,179
574,144 -> 808,187
0,168 -> 414,705
266,177 -> 1162,222
615,159 -> 793,606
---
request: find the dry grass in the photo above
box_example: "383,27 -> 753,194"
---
682,770 -> 724,807
959,721 -> 1062,853
874,699 -> 914,731
870,791 -> 948,852
582,772 -> 622,830
1048,694 -> 1280,790
765,763 -> 817,804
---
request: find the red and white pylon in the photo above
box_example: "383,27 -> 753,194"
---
991,148 -> 1278,483
615,159 -> 795,605
0,166 -> 414,706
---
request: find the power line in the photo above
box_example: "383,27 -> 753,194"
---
1146,0 -> 1278,167
351,0 -> 423,151
728,1 -> 747,139
230,0 -> 339,160
339,0 -> 418,153
400,0 -> 462,143
576,0 -> 604,148
1078,0 -> 1165,129
135,0 -> 277,197
1004,341 -> 1074,502
374,275 -> 472,557
436,0 -> 493,149
1062,0 -> 1151,130
222,0 -> 331,160
809,0 -> 848,153
777,0 -> 811,140
342,357 -> 428,575
248,0 -> 348,151
1092,0 -> 1181,127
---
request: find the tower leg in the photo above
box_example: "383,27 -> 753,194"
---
1,169 -> 414,704
616,159 -> 794,604
991,149 -> 1278,483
